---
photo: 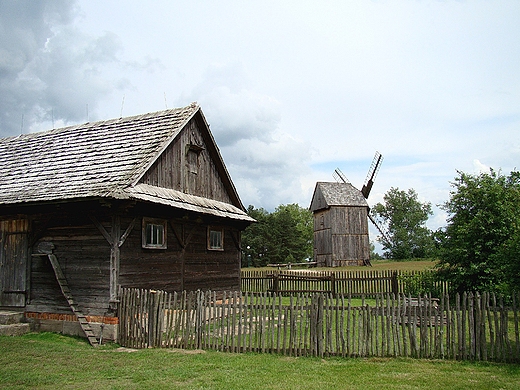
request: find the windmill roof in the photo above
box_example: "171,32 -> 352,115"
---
309,182 -> 368,212
0,103 -> 254,222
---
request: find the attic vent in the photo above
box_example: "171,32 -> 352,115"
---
188,144 -> 204,153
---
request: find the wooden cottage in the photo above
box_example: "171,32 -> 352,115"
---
0,103 -> 254,342
310,182 -> 370,267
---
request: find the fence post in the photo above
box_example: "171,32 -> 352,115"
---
392,271 -> 399,296
195,290 -> 204,349
271,274 -> 279,294
147,290 -> 157,347
310,293 -> 324,357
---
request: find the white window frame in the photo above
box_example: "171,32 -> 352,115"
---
207,226 -> 224,251
142,218 -> 167,249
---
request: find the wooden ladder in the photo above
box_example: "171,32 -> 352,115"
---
47,254 -> 100,347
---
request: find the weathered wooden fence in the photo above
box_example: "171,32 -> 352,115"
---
118,288 -> 519,362
241,269 -> 448,297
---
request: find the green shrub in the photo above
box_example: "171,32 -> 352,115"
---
399,270 -> 444,297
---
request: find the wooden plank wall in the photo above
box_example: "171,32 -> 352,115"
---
0,219 -> 30,306
25,203 -> 242,317
313,206 -> 369,267
29,219 -> 111,316
119,215 -> 241,293
118,288 -> 520,363
119,215 -> 183,292
139,118 -> 232,203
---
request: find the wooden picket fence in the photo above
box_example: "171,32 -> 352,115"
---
240,269 -> 448,297
117,288 -> 520,362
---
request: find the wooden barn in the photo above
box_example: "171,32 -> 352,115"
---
0,103 -> 254,342
310,182 -> 370,267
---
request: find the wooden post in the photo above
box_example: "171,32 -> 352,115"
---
271,274 -> 279,294
110,215 -> 121,304
391,271 -> 399,296
90,215 -> 136,304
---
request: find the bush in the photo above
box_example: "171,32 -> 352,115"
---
399,271 -> 444,298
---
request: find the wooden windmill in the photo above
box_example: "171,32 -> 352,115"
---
310,152 -> 386,267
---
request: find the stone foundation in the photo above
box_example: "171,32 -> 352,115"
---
24,312 -> 118,343
0,311 -> 30,336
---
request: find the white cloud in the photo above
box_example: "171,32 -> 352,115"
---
178,62 -> 312,210
0,0 -> 148,135
473,159 -> 490,174
1,0 -> 519,231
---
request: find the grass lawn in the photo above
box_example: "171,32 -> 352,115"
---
1,332 -> 519,390
367,259 -> 438,272
245,259 -> 438,273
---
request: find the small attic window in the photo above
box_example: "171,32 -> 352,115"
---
187,144 -> 203,174
142,218 -> 167,249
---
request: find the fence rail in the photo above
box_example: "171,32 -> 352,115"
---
240,269 -> 448,297
118,288 -> 520,362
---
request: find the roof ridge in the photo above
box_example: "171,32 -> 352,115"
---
0,102 -> 199,142
0,103 -> 200,205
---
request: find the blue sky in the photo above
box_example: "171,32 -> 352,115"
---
1,0 -> 519,241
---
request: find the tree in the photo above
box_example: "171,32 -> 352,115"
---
241,204 -> 313,267
370,242 -> 383,260
241,206 -> 270,267
371,187 -> 434,259
436,169 -> 520,294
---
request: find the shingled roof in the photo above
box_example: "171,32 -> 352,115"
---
0,103 -> 253,222
309,182 -> 368,212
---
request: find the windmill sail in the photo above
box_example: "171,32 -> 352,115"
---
368,214 -> 390,245
361,151 -> 383,199
333,168 -> 350,184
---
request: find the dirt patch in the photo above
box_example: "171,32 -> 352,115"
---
114,347 -> 139,353
167,348 -> 206,355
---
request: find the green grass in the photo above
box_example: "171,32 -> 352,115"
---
368,259 -> 438,272
247,259 -> 438,273
1,332 -> 519,389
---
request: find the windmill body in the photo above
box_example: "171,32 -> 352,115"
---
309,152 -> 384,267
310,182 -> 370,266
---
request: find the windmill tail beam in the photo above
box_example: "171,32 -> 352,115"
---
361,181 -> 373,199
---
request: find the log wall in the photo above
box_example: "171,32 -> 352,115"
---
25,202 -> 242,318
119,215 -> 241,293
28,210 -> 111,316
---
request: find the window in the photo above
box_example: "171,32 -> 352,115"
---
142,218 -> 167,249
208,227 -> 224,251
187,149 -> 199,174
187,144 -> 203,174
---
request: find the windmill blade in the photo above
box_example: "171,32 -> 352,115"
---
368,214 -> 390,245
361,151 -> 383,198
333,168 -> 350,184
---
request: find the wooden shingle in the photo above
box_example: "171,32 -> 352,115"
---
310,182 -> 368,212
0,103 -> 253,222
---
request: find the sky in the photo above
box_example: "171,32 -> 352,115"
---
1,0 -> 519,242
